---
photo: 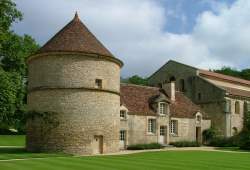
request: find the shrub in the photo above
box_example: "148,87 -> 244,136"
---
202,128 -> 216,144
127,143 -> 163,150
239,131 -> 250,150
170,141 -> 201,147
208,136 -> 239,147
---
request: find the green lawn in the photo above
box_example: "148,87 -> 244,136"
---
0,135 -> 25,146
0,136 -> 249,169
0,150 -> 250,170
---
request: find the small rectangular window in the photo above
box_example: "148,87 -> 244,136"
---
120,130 -> 126,141
95,79 -> 102,89
170,120 -> 178,135
159,103 -> 167,115
120,110 -> 126,119
198,93 -> 201,101
148,119 -> 156,134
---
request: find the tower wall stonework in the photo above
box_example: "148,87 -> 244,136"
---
27,53 -> 121,155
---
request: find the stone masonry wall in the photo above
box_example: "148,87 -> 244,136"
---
27,53 -> 120,155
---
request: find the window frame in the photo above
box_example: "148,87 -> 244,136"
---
159,102 -> 167,116
170,120 -> 178,136
95,79 -> 102,89
235,101 -> 240,114
120,110 -> 127,120
147,118 -> 156,134
120,130 -> 126,141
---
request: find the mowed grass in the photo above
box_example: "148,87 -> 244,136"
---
0,150 -> 250,170
0,135 -> 25,146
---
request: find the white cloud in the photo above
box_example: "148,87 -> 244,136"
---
13,0 -> 250,77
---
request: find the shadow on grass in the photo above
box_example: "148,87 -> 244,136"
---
0,147 -> 27,154
0,147 -> 71,160
215,147 -> 250,152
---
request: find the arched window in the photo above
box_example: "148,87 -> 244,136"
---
235,101 -> 240,114
169,76 -> 176,82
198,93 -> 202,101
179,79 -> 185,92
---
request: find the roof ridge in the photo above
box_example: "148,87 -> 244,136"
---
198,69 -> 250,86
120,83 -> 159,89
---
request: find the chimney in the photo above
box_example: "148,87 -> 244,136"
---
162,81 -> 175,101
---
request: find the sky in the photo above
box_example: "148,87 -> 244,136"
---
12,0 -> 250,77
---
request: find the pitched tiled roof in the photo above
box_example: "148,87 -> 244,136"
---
37,13 -> 114,57
120,84 -> 207,119
170,92 -> 208,119
199,69 -> 250,87
120,84 -> 161,116
219,86 -> 250,98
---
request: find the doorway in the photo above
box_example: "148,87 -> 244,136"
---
196,127 -> 202,144
159,126 -> 167,144
93,135 -> 103,154
119,130 -> 126,150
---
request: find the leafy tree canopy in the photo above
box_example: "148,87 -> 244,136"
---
0,0 -> 39,131
214,67 -> 250,81
122,75 -> 149,86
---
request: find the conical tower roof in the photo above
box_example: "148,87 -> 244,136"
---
37,13 -> 116,59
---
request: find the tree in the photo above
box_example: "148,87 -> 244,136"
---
0,0 -> 39,132
122,75 -> 149,86
214,67 -> 250,81
0,68 -> 20,127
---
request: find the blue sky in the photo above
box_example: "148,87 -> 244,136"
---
161,0 -> 235,33
13,0 -> 249,77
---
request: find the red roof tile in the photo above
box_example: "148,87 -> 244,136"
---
120,84 -> 160,116
219,86 -> 250,98
120,84 -> 207,119
37,13 -> 115,58
199,69 -> 250,87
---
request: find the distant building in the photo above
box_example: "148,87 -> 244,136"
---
148,60 -> 250,137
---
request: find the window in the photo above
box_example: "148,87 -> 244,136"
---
159,103 -> 167,115
95,79 -> 102,89
120,110 -> 126,119
169,76 -> 176,82
170,120 -> 178,135
235,101 -> 240,114
198,93 -> 202,101
179,79 -> 185,92
160,126 -> 166,136
148,119 -> 156,134
225,100 -> 231,113
196,115 -> 201,124
120,130 -> 126,141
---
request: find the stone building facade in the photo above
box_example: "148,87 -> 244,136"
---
119,83 -> 211,149
148,60 -> 250,137
27,14 -> 212,155
26,13 -> 123,155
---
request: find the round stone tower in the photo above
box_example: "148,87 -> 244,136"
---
26,13 -> 123,155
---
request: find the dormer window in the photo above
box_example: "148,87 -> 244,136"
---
159,102 -> 167,115
196,115 -> 201,124
95,79 -> 102,89
120,110 -> 127,120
